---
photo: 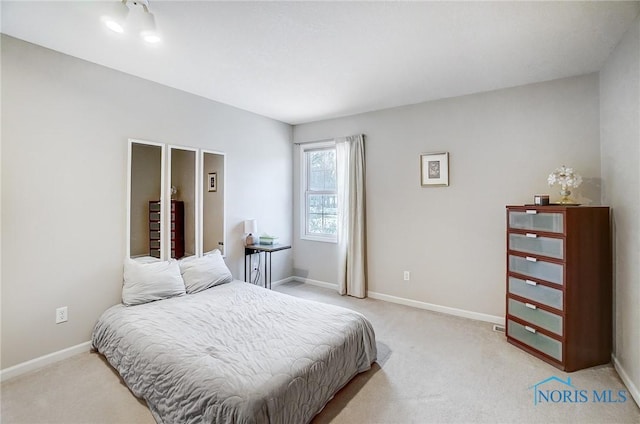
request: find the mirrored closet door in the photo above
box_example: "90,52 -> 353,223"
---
168,146 -> 198,259
128,140 -> 166,259
127,140 -> 226,260
200,150 -> 226,256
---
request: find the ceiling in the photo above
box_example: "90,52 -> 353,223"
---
2,1 -> 639,125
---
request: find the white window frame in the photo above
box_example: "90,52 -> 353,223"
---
299,141 -> 338,243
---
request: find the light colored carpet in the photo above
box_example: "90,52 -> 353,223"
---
2,281 -> 638,423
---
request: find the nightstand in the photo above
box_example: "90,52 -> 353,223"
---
244,244 -> 291,289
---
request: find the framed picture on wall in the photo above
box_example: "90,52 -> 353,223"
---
420,152 -> 449,187
207,172 -> 217,192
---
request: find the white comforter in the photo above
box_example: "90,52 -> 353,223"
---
92,281 -> 377,424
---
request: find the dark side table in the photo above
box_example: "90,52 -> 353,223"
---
244,244 -> 291,289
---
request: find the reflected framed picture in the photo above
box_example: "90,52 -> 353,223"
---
207,172 -> 217,192
420,152 -> 449,187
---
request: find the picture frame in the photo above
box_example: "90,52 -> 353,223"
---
207,172 -> 217,192
420,152 -> 449,187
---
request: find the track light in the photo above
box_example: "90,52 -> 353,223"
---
138,8 -> 161,43
102,0 -> 161,44
102,0 -> 129,34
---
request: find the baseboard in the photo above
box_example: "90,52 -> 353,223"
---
0,341 -> 92,382
271,276 -> 296,287
291,277 -> 339,290
367,291 -> 505,325
290,277 -> 504,325
612,353 -> 640,407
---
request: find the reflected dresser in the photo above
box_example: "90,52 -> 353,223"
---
149,200 -> 185,259
506,205 -> 611,372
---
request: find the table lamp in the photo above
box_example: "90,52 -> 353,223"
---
244,219 -> 258,246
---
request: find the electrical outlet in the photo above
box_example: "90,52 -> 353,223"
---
56,306 -> 68,324
403,271 -> 410,281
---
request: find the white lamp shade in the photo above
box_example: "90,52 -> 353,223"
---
244,219 -> 258,234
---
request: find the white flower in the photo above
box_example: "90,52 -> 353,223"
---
548,165 -> 582,188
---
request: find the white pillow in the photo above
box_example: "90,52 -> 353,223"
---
132,255 -> 161,264
122,258 -> 186,306
179,251 -> 233,294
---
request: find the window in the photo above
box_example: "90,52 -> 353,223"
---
300,142 -> 337,242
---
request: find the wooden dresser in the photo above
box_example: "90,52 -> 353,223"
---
149,200 -> 185,259
505,205 -> 611,372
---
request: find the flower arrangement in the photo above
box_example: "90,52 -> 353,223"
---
548,165 -> 582,204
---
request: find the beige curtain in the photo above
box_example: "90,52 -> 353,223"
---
336,134 -> 366,298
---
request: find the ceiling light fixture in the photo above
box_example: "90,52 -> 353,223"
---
102,0 -> 129,34
102,0 -> 161,44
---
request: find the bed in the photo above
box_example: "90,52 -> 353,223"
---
92,280 -> 377,424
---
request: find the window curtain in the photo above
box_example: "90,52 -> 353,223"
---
336,134 -> 367,298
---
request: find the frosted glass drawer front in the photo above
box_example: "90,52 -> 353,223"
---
149,231 -> 160,240
149,222 -> 160,231
150,240 -> 160,249
508,299 -> 563,336
149,212 -> 160,221
508,320 -> 562,362
150,249 -> 160,258
149,202 -> 160,212
509,211 -> 563,233
509,233 -> 564,259
508,277 -> 563,310
509,255 -> 563,285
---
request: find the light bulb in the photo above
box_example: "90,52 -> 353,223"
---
101,0 -> 129,34
105,20 -> 125,33
141,32 -> 161,43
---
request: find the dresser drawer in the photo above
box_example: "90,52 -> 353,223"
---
150,240 -> 160,249
509,255 -> 563,285
149,221 -> 160,231
149,202 -> 161,212
149,212 -> 161,222
508,233 -> 563,260
508,276 -> 563,310
508,319 -> 562,362
508,210 -> 564,234
149,231 -> 160,240
508,298 -> 563,336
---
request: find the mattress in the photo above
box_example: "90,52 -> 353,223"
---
92,280 -> 377,423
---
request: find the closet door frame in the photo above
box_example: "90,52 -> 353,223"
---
126,138 -> 166,259
199,149 -> 227,257
167,145 -> 200,258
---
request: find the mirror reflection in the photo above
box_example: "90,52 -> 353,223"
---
129,142 -> 163,259
201,151 -> 225,256
169,147 -> 197,259
128,141 -> 226,261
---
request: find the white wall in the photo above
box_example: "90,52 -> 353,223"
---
1,35 -> 293,369
600,15 -> 640,404
293,74 -> 602,320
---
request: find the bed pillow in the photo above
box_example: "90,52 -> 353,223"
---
122,258 -> 186,306
132,255 -> 161,264
179,251 -> 233,294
